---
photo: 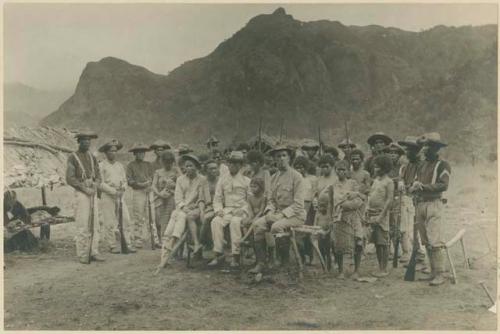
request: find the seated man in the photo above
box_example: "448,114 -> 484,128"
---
249,145 -> 306,274
156,154 -> 206,271
209,151 -> 250,267
199,159 -> 220,249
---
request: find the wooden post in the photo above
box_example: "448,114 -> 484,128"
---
40,186 -> 50,240
310,237 -> 327,272
445,248 -> 457,284
290,229 -> 304,279
460,238 -> 470,269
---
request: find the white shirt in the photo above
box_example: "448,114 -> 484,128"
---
99,160 -> 127,195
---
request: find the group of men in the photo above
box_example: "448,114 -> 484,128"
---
66,129 -> 451,286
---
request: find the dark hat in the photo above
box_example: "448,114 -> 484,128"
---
177,144 -> 193,155
206,136 -> 219,145
300,139 -> 320,149
180,154 -> 201,169
338,139 -> 357,149
293,156 -> 310,168
367,132 -> 393,146
150,140 -> 172,150
269,144 -> 294,157
75,130 -> 98,140
129,143 -> 151,153
398,136 -> 421,148
387,143 -> 405,155
98,139 -> 123,153
227,151 -> 245,163
418,132 -> 448,148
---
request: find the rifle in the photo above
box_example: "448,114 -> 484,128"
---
404,217 -> 418,281
87,192 -> 96,263
258,116 -> 263,152
318,125 -> 323,156
117,186 -> 129,254
344,119 -> 351,166
279,118 -> 284,144
392,190 -> 402,268
147,192 -> 155,250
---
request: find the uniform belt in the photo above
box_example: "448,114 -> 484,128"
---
415,197 -> 446,204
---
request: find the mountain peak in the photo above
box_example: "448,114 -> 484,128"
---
272,7 -> 287,16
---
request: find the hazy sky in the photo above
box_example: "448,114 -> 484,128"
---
4,3 -> 497,91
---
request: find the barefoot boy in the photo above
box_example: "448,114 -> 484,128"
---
367,155 -> 394,278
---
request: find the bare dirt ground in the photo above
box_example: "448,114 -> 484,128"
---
3,164 -> 497,330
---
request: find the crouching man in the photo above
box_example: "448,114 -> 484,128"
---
209,151 -> 251,267
249,145 -> 305,274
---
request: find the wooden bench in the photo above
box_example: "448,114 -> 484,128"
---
274,225 -> 329,279
444,228 -> 470,284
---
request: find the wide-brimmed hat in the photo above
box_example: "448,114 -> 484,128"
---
206,136 -> 219,145
177,144 -> 193,155
98,139 -> 123,153
129,143 -> 151,153
418,132 -> 448,148
387,143 -> 405,155
398,136 -> 421,148
269,144 -> 294,157
300,139 -> 320,149
180,154 -> 201,169
75,130 -> 98,140
338,139 -> 357,149
227,151 -> 245,163
150,140 -> 172,150
367,132 -> 393,146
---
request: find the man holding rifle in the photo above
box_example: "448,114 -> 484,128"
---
98,140 -> 136,254
408,133 -> 451,286
66,131 -> 103,264
126,143 -> 160,250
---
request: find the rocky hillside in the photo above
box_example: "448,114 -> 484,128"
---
41,8 -> 497,161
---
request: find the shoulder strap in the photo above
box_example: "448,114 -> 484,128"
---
431,161 -> 442,185
72,152 -> 87,180
88,152 -> 95,179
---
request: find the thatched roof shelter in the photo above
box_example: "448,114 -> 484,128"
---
4,127 -> 77,189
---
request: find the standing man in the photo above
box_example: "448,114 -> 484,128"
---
338,139 -> 357,165
66,131 -> 103,264
364,132 -> 393,177
126,143 -> 160,249
409,133 -> 451,286
98,140 -> 136,254
249,145 -> 305,274
150,140 -> 172,173
206,136 -> 219,152
387,143 -> 408,262
398,136 -> 426,264
209,151 -> 251,267
298,139 -> 320,166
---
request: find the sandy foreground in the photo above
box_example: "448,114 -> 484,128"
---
3,163 -> 497,330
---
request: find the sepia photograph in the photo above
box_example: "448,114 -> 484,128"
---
3,2 -> 498,330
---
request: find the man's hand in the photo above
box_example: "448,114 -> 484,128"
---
398,181 -> 405,192
312,198 -> 318,210
216,210 -> 224,217
409,181 -> 423,193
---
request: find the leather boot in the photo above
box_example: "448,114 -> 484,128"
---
249,239 -> 266,274
276,237 -> 291,267
430,247 -> 446,286
230,254 -> 240,267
